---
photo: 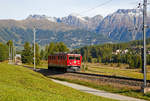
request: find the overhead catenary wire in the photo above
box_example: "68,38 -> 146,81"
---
78,0 -> 113,15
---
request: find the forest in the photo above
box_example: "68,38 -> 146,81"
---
1,38 -> 150,69
73,38 -> 150,69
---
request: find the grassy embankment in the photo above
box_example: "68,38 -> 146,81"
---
0,63 -> 116,101
23,60 -> 48,69
47,63 -> 150,100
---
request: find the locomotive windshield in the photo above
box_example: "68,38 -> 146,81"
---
76,57 -> 80,60
69,56 -> 75,60
69,56 -> 80,60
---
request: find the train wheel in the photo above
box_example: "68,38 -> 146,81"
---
48,66 -> 51,70
63,68 -> 67,72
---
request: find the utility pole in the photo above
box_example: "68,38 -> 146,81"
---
9,44 -> 11,64
13,41 -> 14,64
143,0 -> 147,88
13,45 -> 16,64
11,43 -> 12,64
33,27 -> 36,71
14,47 -> 16,63
141,0 -> 150,93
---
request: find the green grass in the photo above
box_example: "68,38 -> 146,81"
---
23,60 -> 48,69
0,63 -> 116,101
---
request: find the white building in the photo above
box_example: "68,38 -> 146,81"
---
15,54 -> 22,65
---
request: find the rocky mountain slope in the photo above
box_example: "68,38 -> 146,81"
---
57,14 -> 103,30
96,9 -> 150,42
27,14 -> 103,30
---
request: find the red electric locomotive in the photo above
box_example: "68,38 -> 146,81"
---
48,53 -> 82,71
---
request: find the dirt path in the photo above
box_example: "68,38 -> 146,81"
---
52,79 -> 146,101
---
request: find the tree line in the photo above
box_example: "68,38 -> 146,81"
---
73,41 -> 149,69
2,38 -> 150,69
0,40 -> 15,62
0,40 -> 69,66
21,42 -> 69,65
0,43 -> 9,62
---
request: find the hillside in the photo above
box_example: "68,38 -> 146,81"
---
0,63 -> 115,101
0,19 -> 78,47
0,19 -> 110,49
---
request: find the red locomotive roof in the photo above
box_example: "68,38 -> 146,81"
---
67,54 -> 81,56
49,53 -> 81,56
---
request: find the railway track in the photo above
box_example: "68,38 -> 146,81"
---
72,72 -> 150,83
21,65 -> 150,86
59,72 -> 149,87
36,69 -> 150,87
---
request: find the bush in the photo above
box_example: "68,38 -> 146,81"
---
117,63 -> 121,67
92,58 -> 97,63
81,64 -> 88,71
104,62 -> 108,65
110,63 -> 113,67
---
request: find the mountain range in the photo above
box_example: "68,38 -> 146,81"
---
27,13 -> 103,30
0,9 -> 150,49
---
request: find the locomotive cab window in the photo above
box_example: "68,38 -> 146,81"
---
69,56 -> 75,60
76,57 -> 80,60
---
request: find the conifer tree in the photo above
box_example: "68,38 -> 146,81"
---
0,43 -> 8,62
21,42 -> 32,64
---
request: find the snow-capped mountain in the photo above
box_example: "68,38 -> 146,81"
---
69,13 -> 87,21
58,14 -> 103,30
58,14 -> 88,30
115,9 -> 142,16
96,9 -> 146,42
26,9 -> 150,43
27,14 -> 57,22
27,14 -> 103,30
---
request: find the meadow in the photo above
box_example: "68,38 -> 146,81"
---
82,63 -> 150,80
0,63 -> 116,101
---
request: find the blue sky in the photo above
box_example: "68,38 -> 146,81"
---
0,0 -> 143,20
